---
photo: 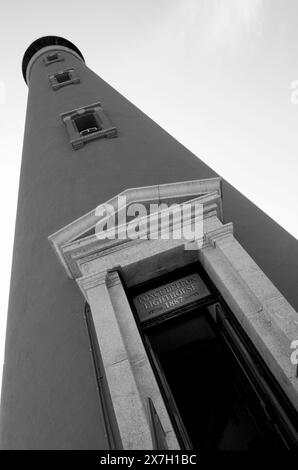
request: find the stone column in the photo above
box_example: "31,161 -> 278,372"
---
106,270 -> 180,450
199,227 -> 298,412
78,271 -> 152,449
78,270 -> 180,449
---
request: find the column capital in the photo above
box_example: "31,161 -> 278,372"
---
77,270 -> 108,299
106,269 -> 122,288
204,222 -> 234,248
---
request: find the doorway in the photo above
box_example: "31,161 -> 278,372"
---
128,264 -> 298,450
144,302 -> 297,450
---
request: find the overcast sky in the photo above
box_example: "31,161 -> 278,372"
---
0,0 -> 298,392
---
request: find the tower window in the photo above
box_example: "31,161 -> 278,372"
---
47,53 -> 59,61
61,102 -> 118,150
56,71 -> 71,83
74,112 -> 102,136
43,51 -> 64,66
49,69 -> 80,90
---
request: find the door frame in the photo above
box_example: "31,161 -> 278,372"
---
125,262 -> 221,449
125,261 -> 298,450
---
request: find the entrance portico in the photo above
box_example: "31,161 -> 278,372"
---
49,178 -> 298,449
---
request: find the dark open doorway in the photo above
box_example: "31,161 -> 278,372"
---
146,306 -> 267,450
128,264 -> 298,450
144,301 -> 298,450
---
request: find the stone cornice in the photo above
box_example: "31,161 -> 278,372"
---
48,178 -> 223,279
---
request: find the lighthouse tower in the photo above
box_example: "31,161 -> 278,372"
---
0,36 -> 298,450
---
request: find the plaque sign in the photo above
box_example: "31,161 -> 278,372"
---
133,273 -> 210,322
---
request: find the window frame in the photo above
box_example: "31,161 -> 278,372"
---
49,68 -> 80,90
43,51 -> 64,66
61,102 -> 118,150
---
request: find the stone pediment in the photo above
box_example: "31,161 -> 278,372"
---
48,177 -> 223,278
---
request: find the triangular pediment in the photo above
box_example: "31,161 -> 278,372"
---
49,178 -> 222,278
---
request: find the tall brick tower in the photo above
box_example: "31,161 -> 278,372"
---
0,36 -> 297,449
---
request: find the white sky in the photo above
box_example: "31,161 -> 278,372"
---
0,0 -> 298,393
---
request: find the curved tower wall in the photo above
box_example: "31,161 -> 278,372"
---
0,37 -> 297,449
